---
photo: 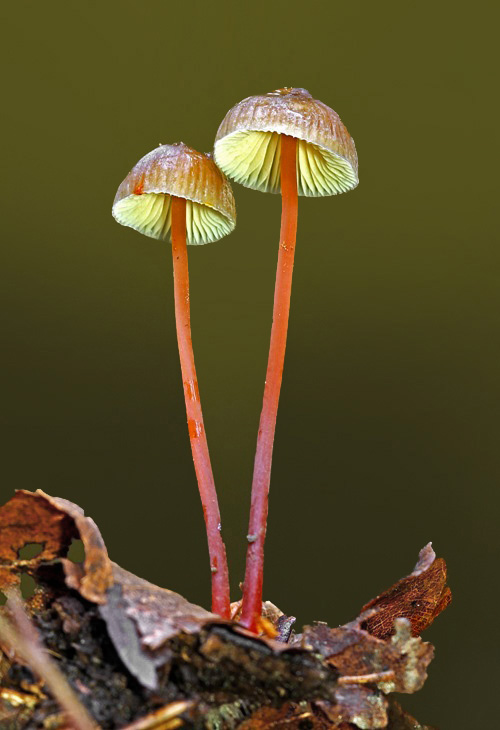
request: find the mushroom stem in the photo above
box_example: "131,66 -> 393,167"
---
240,135 -> 298,631
171,195 -> 231,618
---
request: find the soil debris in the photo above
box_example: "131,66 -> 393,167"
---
0,490 -> 450,729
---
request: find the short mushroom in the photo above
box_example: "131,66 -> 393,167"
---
214,88 -> 358,631
112,143 -> 236,618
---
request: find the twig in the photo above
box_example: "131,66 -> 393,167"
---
337,669 -> 396,685
119,700 -> 192,729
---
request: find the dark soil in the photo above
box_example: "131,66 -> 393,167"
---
1,583 -> 335,729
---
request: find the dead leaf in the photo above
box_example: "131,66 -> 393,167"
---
355,543 -> 451,640
0,490 -> 113,604
111,563 -> 217,651
0,490 -> 77,593
296,617 -> 433,729
99,564 -> 218,689
301,618 -> 433,695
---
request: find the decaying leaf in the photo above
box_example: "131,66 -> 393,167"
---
100,563 -> 219,689
355,543 -> 451,640
295,617 -> 434,729
300,618 -> 433,695
0,490 -> 450,729
0,490 -> 76,594
0,489 -> 113,604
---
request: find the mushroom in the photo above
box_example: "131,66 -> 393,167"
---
214,88 -> 358,631
112,143 -> 236,618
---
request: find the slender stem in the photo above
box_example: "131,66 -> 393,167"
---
240,135 -> 298,631
171,195 -> 230,618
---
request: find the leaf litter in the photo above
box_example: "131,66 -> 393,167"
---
0,490 -> 450,729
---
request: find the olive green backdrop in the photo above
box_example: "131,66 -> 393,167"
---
1,1 -> 498,726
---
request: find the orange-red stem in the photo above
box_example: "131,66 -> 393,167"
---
171,195 -> 231,618
240,135 -> 298,631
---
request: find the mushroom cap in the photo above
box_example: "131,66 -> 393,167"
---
214,88 -> 358,197
112,143 -> 236,245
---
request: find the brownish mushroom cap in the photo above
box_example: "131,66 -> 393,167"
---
112,143 -> 236,245
214,87 -> 358,196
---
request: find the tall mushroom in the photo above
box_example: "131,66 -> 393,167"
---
112,143 -> 236,618
214,88 -> 358,631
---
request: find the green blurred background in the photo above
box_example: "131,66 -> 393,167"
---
1,1 -> 498,726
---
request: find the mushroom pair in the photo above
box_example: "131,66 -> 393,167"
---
112,88 -> 358,630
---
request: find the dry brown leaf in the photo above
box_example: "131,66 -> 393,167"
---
0,490 -> 113,604
297,618 -> 433,729
355,543 -> 451,640
100,563 -> 219,689
111,564 -> 217,651
301,619 -> 433,695
0,490 -> 77,593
